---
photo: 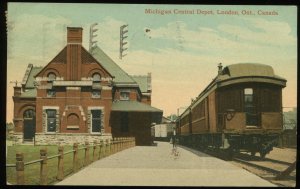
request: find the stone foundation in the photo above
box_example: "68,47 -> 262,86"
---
12,133 -> 23,145
13,133 -> 112,145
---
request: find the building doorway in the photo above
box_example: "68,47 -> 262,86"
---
23,109 -> 36,141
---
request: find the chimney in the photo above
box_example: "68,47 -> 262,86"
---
67,27 -> 83,44
218,63 -> 223,75
66,27 -> 83,80
13,86 -> 21,97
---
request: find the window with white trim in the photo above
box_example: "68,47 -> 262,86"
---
91,109 -> 103,133
46,109 -> 57,132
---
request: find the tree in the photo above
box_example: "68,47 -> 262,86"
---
167,114 -> 178,122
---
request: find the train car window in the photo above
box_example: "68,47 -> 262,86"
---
244,88 -> 253,103
244,88 -> 258,127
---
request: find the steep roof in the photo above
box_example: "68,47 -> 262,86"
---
22,65 -> 43,89
131,75 -> 148,93
20,89 -> 37,98
90,46 -> 136,84
112,101 -> 162,112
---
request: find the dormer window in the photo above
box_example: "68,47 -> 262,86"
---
120,90 -> 130,101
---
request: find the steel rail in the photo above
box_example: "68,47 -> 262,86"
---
233,157 -> 281,175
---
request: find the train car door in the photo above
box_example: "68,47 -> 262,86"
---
23,109 -> 36,141
244,88 -> 258,127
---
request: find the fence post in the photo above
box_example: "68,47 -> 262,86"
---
105,139 -> 109,156
40,148 -> 48,185
99,140 -> 103,159
93,140 -> 97,162
123,138 -> 125,150
112,138 -> 115,154
57,146 -> 64,181
108,139 -> 111,156
110,139 -> 113,155
16,152 -> 24,185
114,138 -> 117,152
120,138 -> 123,151
84,141 -> 90,166
73,143 -> 78,172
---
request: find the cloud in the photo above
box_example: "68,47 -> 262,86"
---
218,17 -> 296,46
7,13 -> 72,61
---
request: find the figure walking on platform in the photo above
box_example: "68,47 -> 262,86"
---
172,135 -> 176,148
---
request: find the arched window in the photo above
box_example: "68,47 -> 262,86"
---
48,72 -> 56,82
47,72 -> 56,97
92,73 -> 101,83
92,73 -> 101,98
23,109 -> 35,120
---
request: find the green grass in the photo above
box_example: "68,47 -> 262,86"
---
6,144 -> 103,185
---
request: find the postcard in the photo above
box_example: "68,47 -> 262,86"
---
6,3 -> 297,187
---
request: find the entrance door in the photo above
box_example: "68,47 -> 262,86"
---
244,88 -> 258,127
23,109 -> 36,141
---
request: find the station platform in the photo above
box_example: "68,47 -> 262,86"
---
56,141 -> 275,186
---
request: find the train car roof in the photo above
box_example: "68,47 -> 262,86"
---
179,63 -> 287,118
218,63 -> 286,80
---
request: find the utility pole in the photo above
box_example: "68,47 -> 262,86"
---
119,24 -> 128,59
89,23 -> 98,52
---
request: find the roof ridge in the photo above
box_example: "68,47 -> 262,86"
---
131,75 -> 147,77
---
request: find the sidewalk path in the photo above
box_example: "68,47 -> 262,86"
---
56,142 -> 275,186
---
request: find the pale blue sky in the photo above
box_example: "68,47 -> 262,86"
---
7,3 -> 297,121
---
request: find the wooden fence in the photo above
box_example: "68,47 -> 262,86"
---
6,137 -> 135,185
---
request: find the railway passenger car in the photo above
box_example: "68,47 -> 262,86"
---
176,63 -> 286,158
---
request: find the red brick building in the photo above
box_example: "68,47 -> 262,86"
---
12,27 -> 162,145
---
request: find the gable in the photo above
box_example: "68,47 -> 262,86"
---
34,45 -> 113,79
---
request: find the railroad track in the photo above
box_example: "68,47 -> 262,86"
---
231,155 -> 296,187
232,152 -> 294,174
232,157 -> 281,175
183,145 -> 293,175
179,144 -> 296,187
